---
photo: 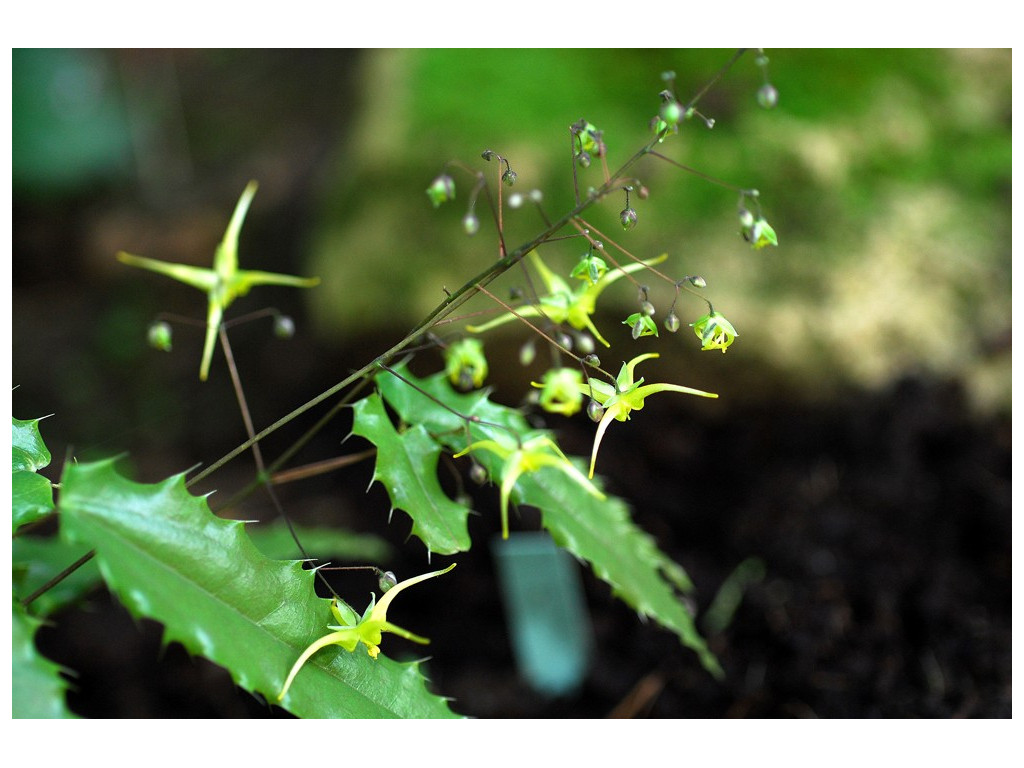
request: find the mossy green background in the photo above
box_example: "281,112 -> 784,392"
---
305,49 -> 1010,413
13,49 -> 1011,428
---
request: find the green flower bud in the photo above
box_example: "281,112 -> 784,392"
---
660,100 -> 684,127
470,462 -> 488,485
463,213 -> 480,235
664,311 -> 681,333
757,83 -> 779,109
378,570 -> 398,593
519,339 -> 536,367
620,207 -> 638,230
273,315 -> 295,339
147,321 -> 173,352
502,168 -> 518,186
576,333 -> 595,355
426,174 -> 455,208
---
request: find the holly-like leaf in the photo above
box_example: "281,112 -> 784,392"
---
374,367 -> 720,675
13,416 -> 56,532
351,393 -> 471,555
12,604 -> 77,718
57,458 -> 459,718
13,536 -> 101,617
13,417 -> 51,473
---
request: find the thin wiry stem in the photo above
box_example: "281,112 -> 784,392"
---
188,50 -> 749,490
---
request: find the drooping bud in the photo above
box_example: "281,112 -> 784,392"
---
463,213 -> 480,235
620,207 -> 638,230
757,83 -> 779,109
519,339 -> 537,367
273,314 -> 296,339
426,174 -> 456,208
147,321 -> 173,351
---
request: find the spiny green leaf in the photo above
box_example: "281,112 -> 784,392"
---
13,471 -> 56,532
12,416 -> 55,532
12,604 -> 77,718
375,366 -> 720,676
13,536 -> 101,617
57,458 -> 459,718
13,417 -> 52,473
351,393 -> 471,555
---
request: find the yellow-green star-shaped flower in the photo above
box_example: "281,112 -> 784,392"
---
576,353 -> 718,478
117,181 -> 320,380
454,432 -> 604,538
466,253 -> 667,347
277,563 -> 456,702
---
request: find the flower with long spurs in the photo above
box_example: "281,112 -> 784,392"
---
117,181 -> 320,380
466,252 -> 668,348
454,431 -> 604,538
576,353 -> 718,478
277,563 -> 456,702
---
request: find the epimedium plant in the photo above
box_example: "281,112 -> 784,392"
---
12,49 -> 779,718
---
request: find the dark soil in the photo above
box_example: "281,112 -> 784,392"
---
33,367 -> 1012,718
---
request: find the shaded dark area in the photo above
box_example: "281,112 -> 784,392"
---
33,364 -> 1012,718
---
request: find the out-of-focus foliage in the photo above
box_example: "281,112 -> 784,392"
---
307,49 -> 1010,413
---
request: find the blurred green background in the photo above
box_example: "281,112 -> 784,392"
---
12,49 -> 1011,459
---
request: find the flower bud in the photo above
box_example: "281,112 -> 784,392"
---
502,168 -> 518,186
640,300 -> 656,317
587,400 -> 605,422
738,207 -> 755,229
664,311 -> 681,333
463,213 -> 480,235
147,321 -> 173,352
519,340 -> 536,367
757,83 -> 778,109
273,314 -> 296,339
575,333 -> 595,355
470,463 -> 488,485
378,570 -> 398,593
426,174 -> 456,208
620,207 -> 638,230
660,100 -> 683,127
